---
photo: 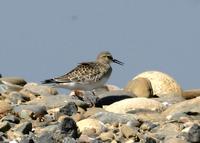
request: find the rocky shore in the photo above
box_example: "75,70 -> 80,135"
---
0,71 -> 200,143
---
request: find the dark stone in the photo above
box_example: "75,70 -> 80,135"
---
59,102 -> 78,116
95,91 -> 133,107
186,124 -> 200,143
1,115 -> 20,124
144,136 -> 158,143
38,132 -> 54,143
59,117 -> 79,138
16,122 -> 32,134
0,132 -> 7,142
0,121 -> 11,132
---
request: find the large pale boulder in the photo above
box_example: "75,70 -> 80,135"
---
104,98 -> 164,114
133,71 -> 182,97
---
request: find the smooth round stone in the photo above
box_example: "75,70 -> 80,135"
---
77,118 -> 107,134
104,98 -> 164,114
133,71 -> 182,97
124,77 -> 153,98
162,97 -> 200,120
0,77 -> 27,86
23,83 -> 58,96
0,101 -> 12,114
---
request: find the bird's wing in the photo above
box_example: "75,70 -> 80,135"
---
53,62 -> 107,84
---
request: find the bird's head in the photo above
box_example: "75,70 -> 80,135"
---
97,51 -> 124,65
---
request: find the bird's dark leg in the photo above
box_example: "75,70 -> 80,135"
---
71,90 -> 84,100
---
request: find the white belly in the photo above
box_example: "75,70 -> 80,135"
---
54,76 -> 109,91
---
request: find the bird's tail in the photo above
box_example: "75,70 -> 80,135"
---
41,79 -> 56,84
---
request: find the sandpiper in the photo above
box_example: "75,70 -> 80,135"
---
42,51 -> 123,94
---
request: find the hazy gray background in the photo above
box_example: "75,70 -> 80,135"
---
0,1 -> 200,90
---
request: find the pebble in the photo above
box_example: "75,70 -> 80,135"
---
13,104 -> 47,120
59,102 -> 78,116
23,83 -> 58,96
124,77 -> 153,97
91,112 -> 140,126
1,115 -> 20,124
77,118 -> 107,134
99,131 -> 114,142
0,121 -> 11,132
184,124 -> 200,143
0,77 -> 27,86
15,121 -> 32,134
0,101 -> 12,114
28,94 -> 89,109
59,117 -> 79,139
104,98 -> 164,114
120,124 -> 138,139
7,91 -> 30,104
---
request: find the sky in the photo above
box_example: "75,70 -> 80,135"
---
0,0 -> 200,91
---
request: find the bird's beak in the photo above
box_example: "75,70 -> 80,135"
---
112,59 -> 124,65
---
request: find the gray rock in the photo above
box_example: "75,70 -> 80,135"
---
153,93 -> 185,106
38,132 -> 54,143
23,83 -> 58,96
185,124 -> 200,143
28,94 -> 90,109
1,115 -> 20,124
7,91 -> 30,104
0,77 -> 27,86
96,90 -> 134,107
19,133 -> 38,143
162,97 -> 200,120
13,104 -> 47,120
91,112 -> 140,125
15,122 -> 32,134
59,102 -> 78,116
152,123 -> 180,141
0,121 -> 11,132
